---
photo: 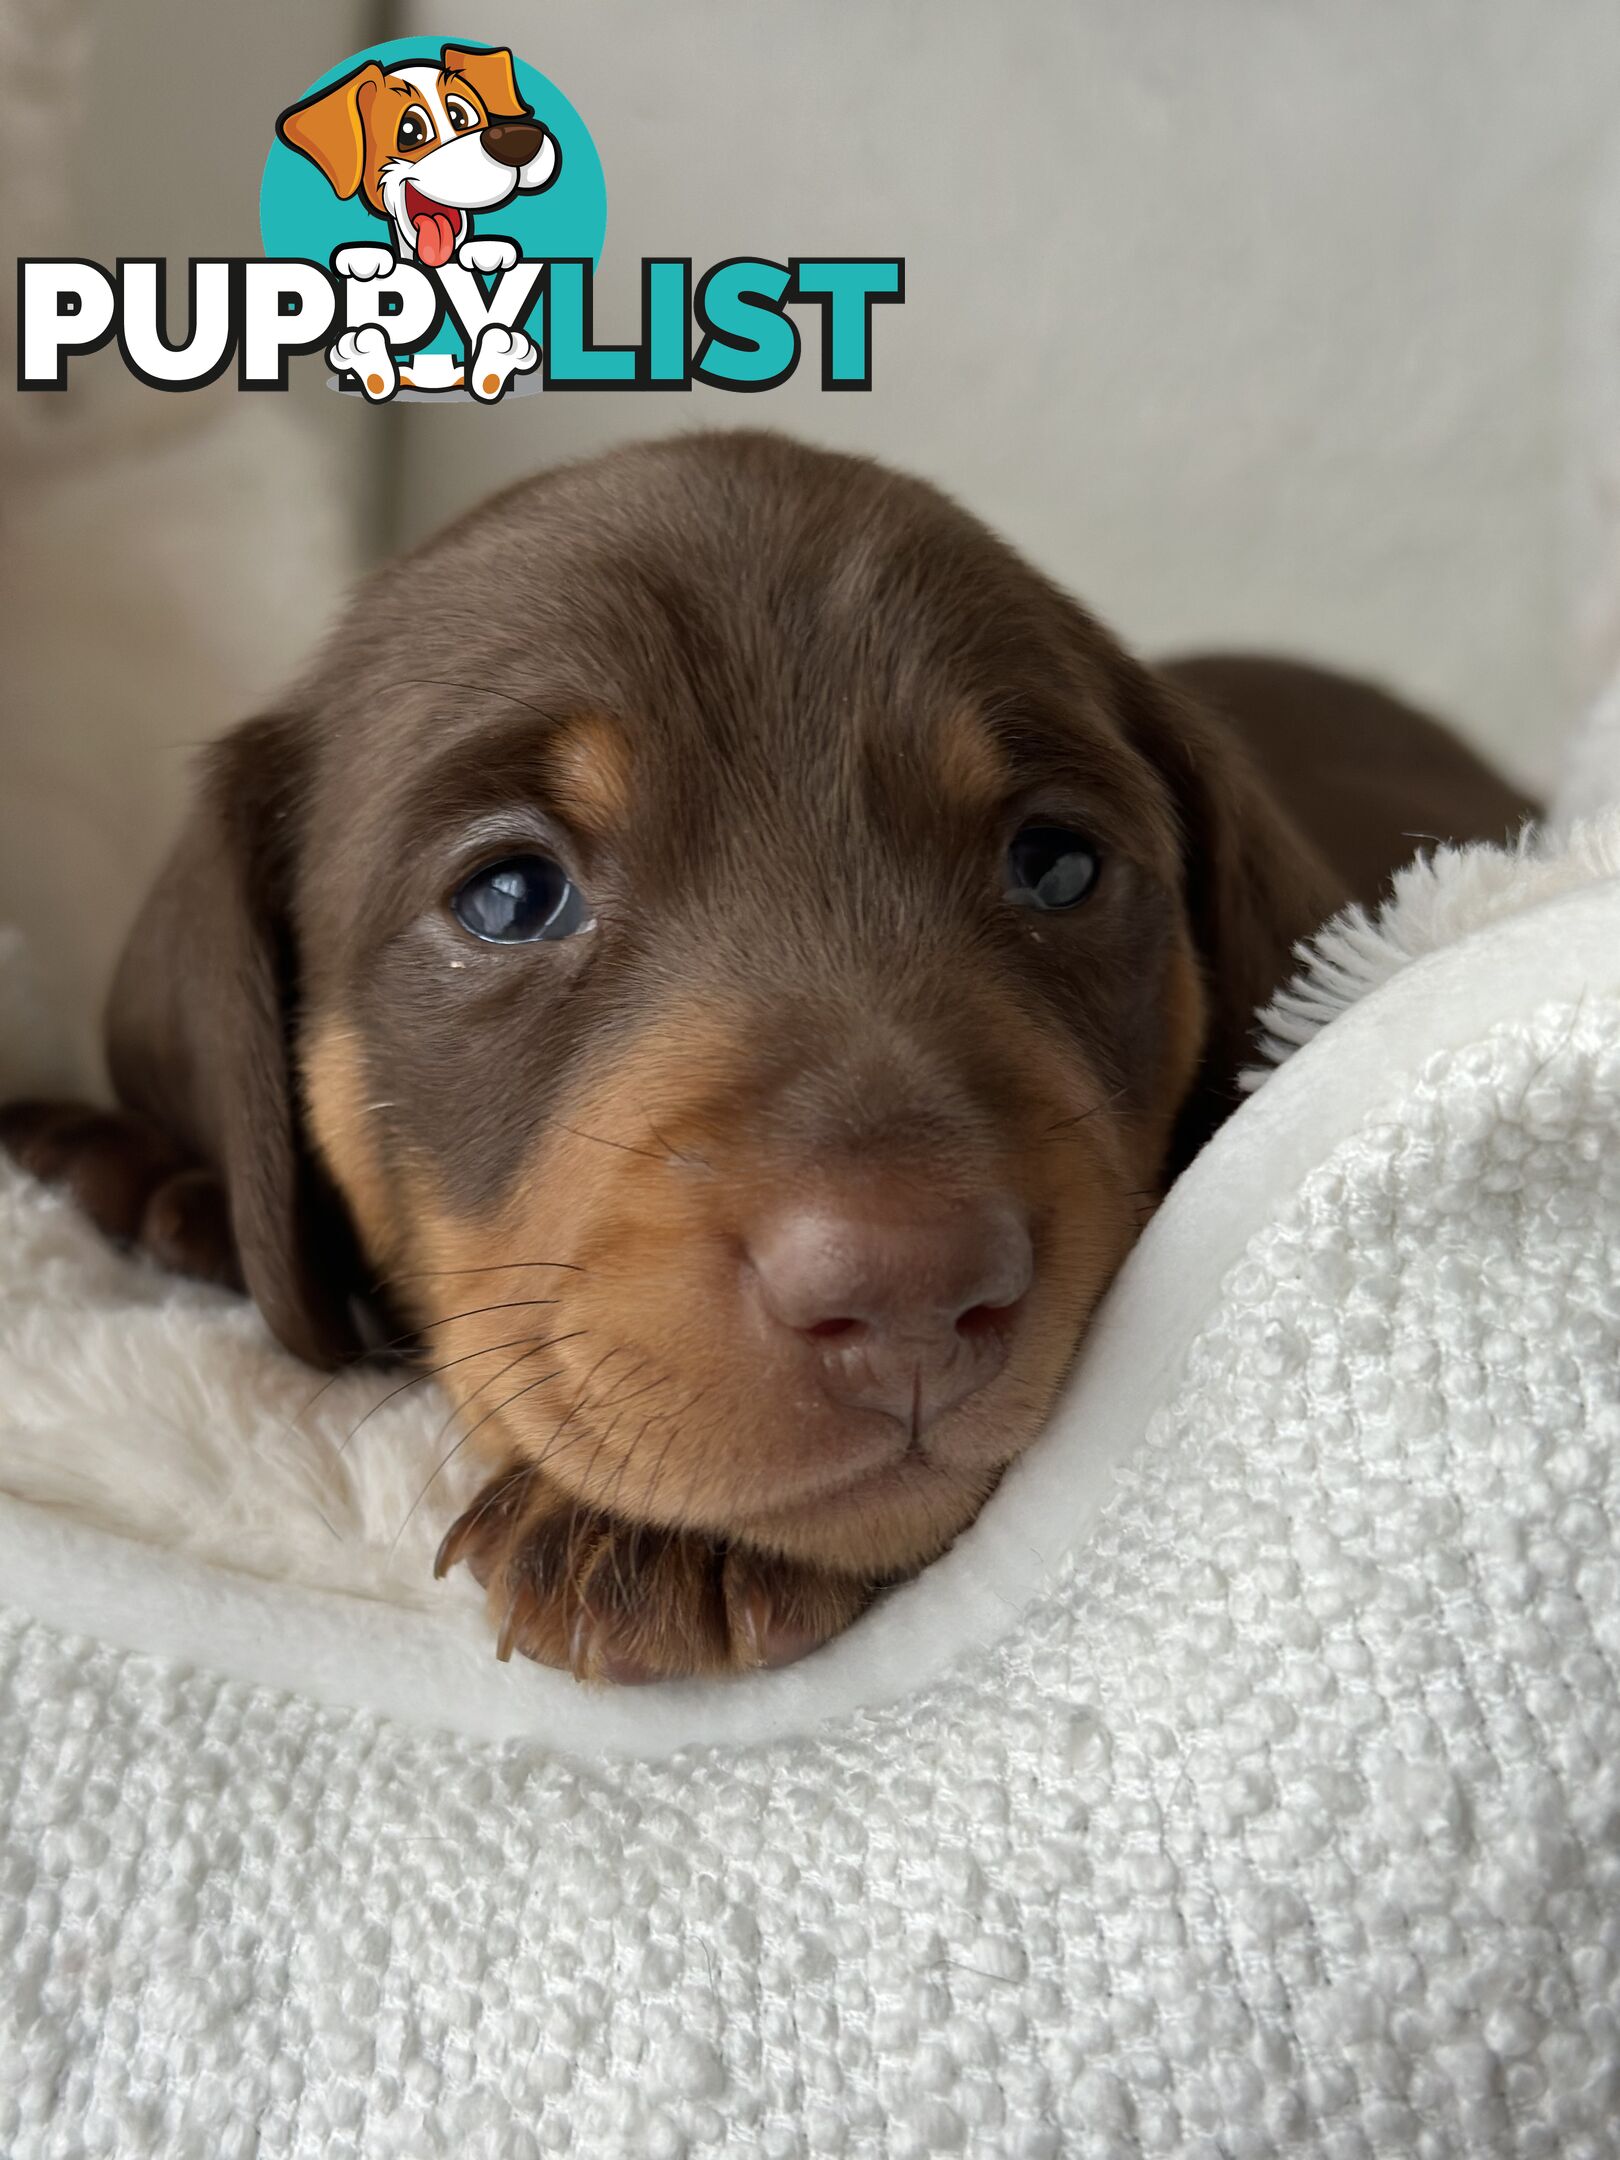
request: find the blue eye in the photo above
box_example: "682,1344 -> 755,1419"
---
450,854 -> 593,944
1005,825 -> 1100,911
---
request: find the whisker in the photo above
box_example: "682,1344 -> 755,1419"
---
288,1296 -> 569,1435
381,1259 -> 584,1284
1043,1086 -> 1127,1136
549,1351 -> 638,1505
411,1294 -> 566,1332
647,1123 -> 712,1173
382,674 -> 556,725
597,1371 -> 681,1518
333,1326 -> 581,1463
618,1380 -> 715,1537
394,1343 -> 577,1554
556,1122 -> 679,1167
416,1331 -> 570,1462
444,1333 -> 594,1460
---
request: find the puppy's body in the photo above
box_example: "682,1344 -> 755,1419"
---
1166,652 -> 1533,904
2,433 -> 1534,1682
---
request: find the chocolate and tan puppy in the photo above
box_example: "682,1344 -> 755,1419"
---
1,432 -> 1532,1681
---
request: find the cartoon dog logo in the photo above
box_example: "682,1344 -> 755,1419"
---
276,42 -> 560,398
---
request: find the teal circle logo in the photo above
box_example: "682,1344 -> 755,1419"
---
259,37 -> 605,395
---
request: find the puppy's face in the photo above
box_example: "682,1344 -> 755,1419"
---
276,46 -> 558,266
292,435 -> 1213,1577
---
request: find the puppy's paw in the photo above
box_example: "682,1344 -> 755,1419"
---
332,244 -> 396,282
468,323 -> 538,403
435,1465 -> 875,1682
456,235 -> 519,275
328,325 -> 397,401
0,1100 -> 241,1288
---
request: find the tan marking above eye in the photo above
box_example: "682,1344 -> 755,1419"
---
301,1015 -> 409,1270
937,705 -> 1009,813
545,713 -> 635,835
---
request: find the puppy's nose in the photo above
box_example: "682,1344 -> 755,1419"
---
482,120 -> 547,168
747,1196 -> 1034,1429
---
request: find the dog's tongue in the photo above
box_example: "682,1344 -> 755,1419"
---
412,201 -> 459,268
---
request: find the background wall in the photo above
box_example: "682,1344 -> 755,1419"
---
395,0 -> 1620,790
5,0 -> 1620,1088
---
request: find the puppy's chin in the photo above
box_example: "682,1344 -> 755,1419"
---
722,1445 -> 1009,1575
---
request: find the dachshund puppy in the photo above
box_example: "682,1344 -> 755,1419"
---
1,431 -> 1533,1682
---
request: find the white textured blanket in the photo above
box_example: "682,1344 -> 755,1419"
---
3,814 -> 1620,2157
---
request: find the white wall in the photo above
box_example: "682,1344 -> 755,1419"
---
397,0 -> 1620,792
0,0 -> 372,1087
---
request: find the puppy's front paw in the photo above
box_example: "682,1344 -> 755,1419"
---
468,323 -> 538,402
332,244 -> 396,281
435,1465 -> 875,1682
328,325 -> 397,401
0,1100 -> 241,1287
456,235 -> 519,275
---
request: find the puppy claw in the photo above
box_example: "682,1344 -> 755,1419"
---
723,1550 -> 873,1672
434,1462 -> 534,1583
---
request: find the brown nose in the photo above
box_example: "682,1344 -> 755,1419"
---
482,120 -> 547,169
747,1196 -> 1034,1430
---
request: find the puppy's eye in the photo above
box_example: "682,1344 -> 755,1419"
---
396,105 -> 434,151
445,96 -> 480,133
1005,824 -> 1100,911
450,855 -> 593,944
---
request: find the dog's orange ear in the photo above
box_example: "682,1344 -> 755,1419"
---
442,44 -> 530,121
276,61 -> 386,200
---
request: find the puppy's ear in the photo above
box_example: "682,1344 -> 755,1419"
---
1114,662 -> 1346,1155
276,61 -> 386,200
106,714 -> 366,1369
442,44 -> 530,121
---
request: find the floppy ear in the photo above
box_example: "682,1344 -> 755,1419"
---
441,44 -> 530,121
1113,661 -> 1347,1156
275,61 -> 385,200
105,714 -> 366,1369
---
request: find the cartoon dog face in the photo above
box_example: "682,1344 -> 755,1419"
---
276,44 -> 560,266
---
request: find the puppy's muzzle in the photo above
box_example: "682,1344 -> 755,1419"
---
745,1188 -> 1034,1429
482,120 -> 547,168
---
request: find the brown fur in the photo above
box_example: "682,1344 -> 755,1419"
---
0,431 -> 1537,1683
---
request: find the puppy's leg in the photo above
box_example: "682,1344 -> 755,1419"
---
0,1100 -> 241,1288
435,1460 -> 876,1683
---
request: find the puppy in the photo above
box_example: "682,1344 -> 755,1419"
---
1,433 -> 1533,1683
277,43 -> 560,399
277,44 -> 559,267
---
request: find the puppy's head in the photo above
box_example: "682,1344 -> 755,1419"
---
111,433 -> 1337,1579
276,44 -> 558,265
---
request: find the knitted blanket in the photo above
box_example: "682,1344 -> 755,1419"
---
2,808 -> 1619,2157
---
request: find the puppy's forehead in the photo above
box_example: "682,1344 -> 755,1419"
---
362,442 -> 1060,724
329,435 -> 1158,850
388,65 -> 452,131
